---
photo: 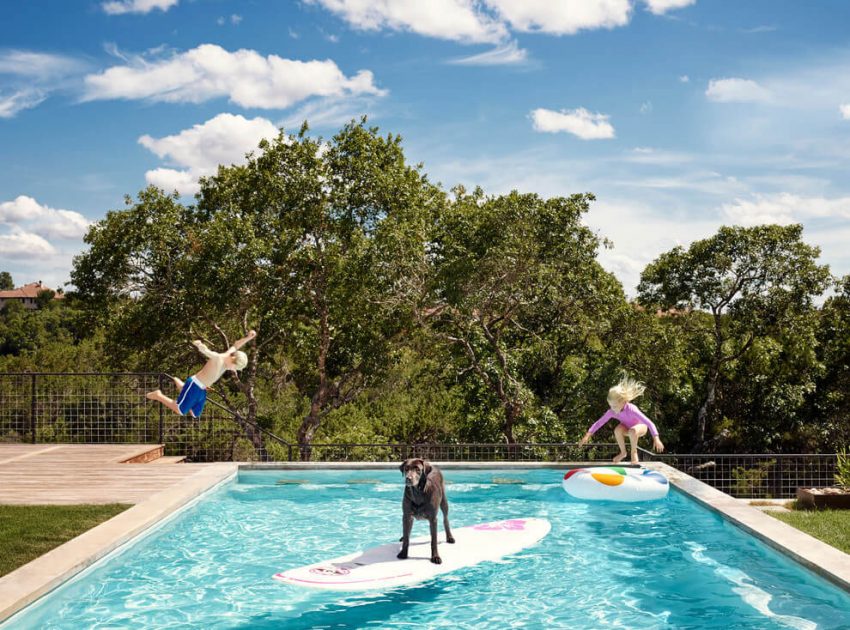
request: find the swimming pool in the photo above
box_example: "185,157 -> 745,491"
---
5,468 -> 850,628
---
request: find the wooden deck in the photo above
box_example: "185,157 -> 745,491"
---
0,444 -> 209,505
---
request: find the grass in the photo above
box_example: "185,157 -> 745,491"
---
769,507 -> 850,555
0,504 -> 130,577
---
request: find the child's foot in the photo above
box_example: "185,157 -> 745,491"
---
171,376 -> 182,389
630,455 -> 640,465
145,390 -> 161,400
613,452 -> 627,463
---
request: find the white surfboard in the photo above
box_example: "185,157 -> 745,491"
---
273,517 -> 550,591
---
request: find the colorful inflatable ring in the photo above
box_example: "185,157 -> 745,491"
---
562,466 -> 669,502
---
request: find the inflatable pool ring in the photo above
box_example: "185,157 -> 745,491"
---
562,466 -> 669,502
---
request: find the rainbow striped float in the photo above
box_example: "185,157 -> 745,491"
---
562,466 -> 669,502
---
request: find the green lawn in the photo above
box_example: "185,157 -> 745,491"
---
0,504 -> 130,577
769,508 -> 850,555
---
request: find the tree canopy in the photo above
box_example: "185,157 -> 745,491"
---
6,120 -> 841,458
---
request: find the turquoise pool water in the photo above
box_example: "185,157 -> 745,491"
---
6,468 -> 850,628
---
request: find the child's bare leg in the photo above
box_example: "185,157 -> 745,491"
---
613,424 -> 628,463
627,425 -> 648,464
145,390 -> 182,416
171,376 -> 184,390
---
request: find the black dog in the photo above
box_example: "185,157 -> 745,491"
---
397,458 -> 455,564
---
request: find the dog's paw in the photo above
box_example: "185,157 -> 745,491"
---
446,536 -> 456,544
397,550 -> 408,559
430,556 -> 442,565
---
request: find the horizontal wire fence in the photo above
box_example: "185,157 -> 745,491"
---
0,373 -> 251,462
299,443 -> 621,464
0,372 -> 840,497
640,452 -> 839,499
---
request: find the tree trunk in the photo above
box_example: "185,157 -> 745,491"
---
696,369 -> 719,449
297,395 -> 323,461
297,297 -> 330,461
236,411 -> 268,461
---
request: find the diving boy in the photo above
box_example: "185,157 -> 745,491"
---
145,330 -> 257,417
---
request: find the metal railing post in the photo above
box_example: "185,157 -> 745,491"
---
30,373 -> 36,444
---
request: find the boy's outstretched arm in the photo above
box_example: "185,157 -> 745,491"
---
229,330 -> 257,352
192,339 -> 220,359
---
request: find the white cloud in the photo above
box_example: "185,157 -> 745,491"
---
216,14 -> 242,26
448,40 -> 528,66
101,0 -> 179,15
643,0 -> 695,15
530,107 -> 615,140
0,50 -> 87,79
485,0 -> 631,35
587,198 -> 718,296
279,95 -> 378,130
721,193 -> 850,226
0,88 -> 46,118
308,0 -> 507,43
640,100 -> 653,114
0,50 -> 88,118
740,25 -> 777,34
679,74 -> 690,83
82,44 -> 385,109
0,196 -> 90,240
0,231 -> 57,259
623,147 -> 694,165
840,103 -> 850,120
139,113 -> 281,195
705,77 -> 772,103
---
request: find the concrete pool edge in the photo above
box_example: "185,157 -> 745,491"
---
0,463 -> 237,624
643,461 -> 850,593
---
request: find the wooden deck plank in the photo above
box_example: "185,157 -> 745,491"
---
0,444 -> 211,505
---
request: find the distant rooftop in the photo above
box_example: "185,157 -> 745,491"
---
0,281 -> 64,300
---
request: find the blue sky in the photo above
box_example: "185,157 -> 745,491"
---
2,0 -> 850,294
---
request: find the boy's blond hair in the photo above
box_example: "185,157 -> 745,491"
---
607,373 -> 645,407
232,350 -> 248,371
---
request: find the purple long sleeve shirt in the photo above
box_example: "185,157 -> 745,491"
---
588,402 -> 659,438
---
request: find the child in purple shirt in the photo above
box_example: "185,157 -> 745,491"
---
579,375 -> 664,464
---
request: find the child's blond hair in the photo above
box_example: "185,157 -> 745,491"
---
607,373 -> 645,407
232,350 -> 248,371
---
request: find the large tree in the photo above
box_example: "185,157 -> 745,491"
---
71,185 -> 281,456
807,275 -> 850,450
638,224 -> 831,448
73,120 -> 438,459
425,188 -> 623,443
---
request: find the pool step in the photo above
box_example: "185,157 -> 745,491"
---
120,445 -> 164,464
148,455 -> 187,465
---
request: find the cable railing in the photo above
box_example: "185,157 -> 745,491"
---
0,372 -> 839,497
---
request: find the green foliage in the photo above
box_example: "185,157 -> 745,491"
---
639,224 -> 831,449
427,187 -> 624,442
835,448 -> 850,488
731,459 -> 776,497
0,271 -> 12,290
35,288 -> 56,309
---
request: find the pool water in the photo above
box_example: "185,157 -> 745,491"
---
6,469 -> 850,628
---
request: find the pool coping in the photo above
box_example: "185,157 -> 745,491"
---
0,462 -> 237,624
1,460 -> 848,624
